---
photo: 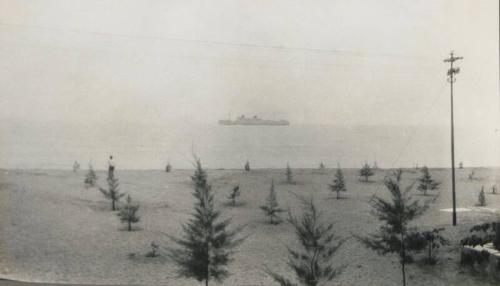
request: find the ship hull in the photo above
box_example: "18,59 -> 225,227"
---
218,119 -> 289,126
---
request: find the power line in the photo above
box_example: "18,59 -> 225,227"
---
370,81 -> 448,197
389,83 -> 449,168
0,36 -> 441,74
0,21 -> 439,61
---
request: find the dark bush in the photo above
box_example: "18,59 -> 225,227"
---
460,249 -> 490,267
461,222 -> 500,250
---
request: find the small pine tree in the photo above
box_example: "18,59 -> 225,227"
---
228,184 -> 241,207
358,177 -> 428,286
285,163 -> 294,184
118,195 -> 140,231
359,163 -> 374,182
73,161 -> 80,172
392,168 -> 403,182
265,196 -> 345,286
190,158 -> 207,190
84,164 -> 98,188
260,180 -> 284,224
168,158 -> 244,286
492,185 -> 497,194
477,186 -> 486,206
459,162 -> 463,169
244,161 -> 250,172
329,168 -> 347,200
319,162 -> 325,171
417,166 -> 440,195
99,173 -> 125,211
165,162 -> 172,173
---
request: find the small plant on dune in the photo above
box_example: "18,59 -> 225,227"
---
244,160 -> 250,172
228,184 -> 241,207
285,163 -> 295,184
168,158 -> 245,286
406,228 -> 448,265
145,241 -> 160,257
165,162 -> 172,173
99,172 -> 125,211
84,164 -> 98,188
265,196 -> 345,286
260,180 -> 284,224
359,163 -> 374,182
417,166 -> 440,196
329,167 -> 347,200
118,195 -> 140,231
421,228 -> 448,264
477,186 -> 486,207
358,172 -> 428,286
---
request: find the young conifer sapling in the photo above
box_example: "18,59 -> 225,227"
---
329,168 -> 347,200
99,172 -> 125,211
285,163 -> 294,184
358,172 -> 428,286
319,162 -> 325,171
265,196 -> 345,286
359,163 -> 374,182
168,158 -> 245,286
417,166 -> 440,195
477,186 -> 486,207
84,164 -> 98,188
228,184 -> 241,207
118,195 -> 140,231
260,180 -> 284,224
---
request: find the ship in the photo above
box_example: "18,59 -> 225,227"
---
219,115 -> 289,126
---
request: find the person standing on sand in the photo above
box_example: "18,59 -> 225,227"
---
108,156 -> 115,178
72,161 -> 80,172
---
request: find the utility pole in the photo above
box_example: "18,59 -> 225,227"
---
444,51 -> 463,226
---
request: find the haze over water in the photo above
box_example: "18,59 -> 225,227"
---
1,121 -> 497,170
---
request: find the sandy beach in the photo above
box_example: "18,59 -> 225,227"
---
0,167 -> 499,285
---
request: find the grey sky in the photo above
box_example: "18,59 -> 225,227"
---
0,0 -> 498,126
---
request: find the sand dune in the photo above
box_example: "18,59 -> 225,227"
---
0,167 -> 499,285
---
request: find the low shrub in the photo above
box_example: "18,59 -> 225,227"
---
460,249 -> 490,267
145,241 -> 160,257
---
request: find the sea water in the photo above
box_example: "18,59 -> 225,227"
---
0,121 -> 496,170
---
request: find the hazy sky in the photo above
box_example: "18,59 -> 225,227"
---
0,1 -> 499,168
0,0 -> 498,125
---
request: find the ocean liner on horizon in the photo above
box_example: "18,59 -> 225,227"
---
218,115 -> 289,126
